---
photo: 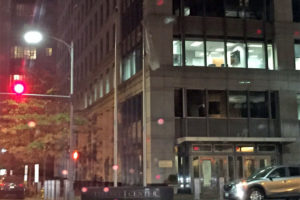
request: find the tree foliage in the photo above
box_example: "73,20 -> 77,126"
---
0,97 -> 69,168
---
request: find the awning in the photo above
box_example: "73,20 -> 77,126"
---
176,137 -> 297,145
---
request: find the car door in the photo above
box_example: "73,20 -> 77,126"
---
286,167 -> 300,197
263,167 -> 290,198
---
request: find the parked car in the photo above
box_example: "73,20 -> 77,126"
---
224,165 -> 300,200
0,175 -> 25,199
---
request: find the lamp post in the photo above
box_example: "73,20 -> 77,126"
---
24,31 -> 75,200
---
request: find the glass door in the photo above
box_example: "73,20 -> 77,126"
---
243,156 -> 271,178
193,156 -> 228,199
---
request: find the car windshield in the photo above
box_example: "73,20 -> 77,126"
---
247,166 -> 274,179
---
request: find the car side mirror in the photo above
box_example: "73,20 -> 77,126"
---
268,177 -> 273,181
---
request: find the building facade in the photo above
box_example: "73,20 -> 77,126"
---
57,0 -> 300,198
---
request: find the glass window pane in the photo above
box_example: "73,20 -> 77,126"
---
227,42 -> 246,68
173,0 -> 181,16
248,42 -> 265,69
205,0 -> 224,17
245,0 -> 263,20
293,0 -> 300,22
187,90 -> 206,117
184,0 -> 204,16
122,56 -> 131,81
297,94 -> 300,120
185,40 -> 205,66
289,167 -> 300,176
207,41 -> 225,67
294,44 -> 300,70
271,91 -> 278,119
228,91 -> 248,118
249,91 -> 268,118
173,40 -> 182,66
208,90 -> 227,118
268,44 -> 274,70
175,89 -> 183,117
225,0 -> 242,18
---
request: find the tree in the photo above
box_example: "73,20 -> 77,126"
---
0,97 -> 69,170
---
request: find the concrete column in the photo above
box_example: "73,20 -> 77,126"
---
273,0 -> 295,70
279,90 -> 300,164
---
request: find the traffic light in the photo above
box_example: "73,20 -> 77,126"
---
12,81 -> 25,95
72,150 -> 79,161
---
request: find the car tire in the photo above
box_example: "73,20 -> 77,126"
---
247,188 -> 265,200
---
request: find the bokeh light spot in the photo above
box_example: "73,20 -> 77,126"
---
157,118 -> 164,125
112,165 -> 119,171
295,31 -> 300,36
256,29 -> 262,35
157,0 -> 164,6
155,174 -> 161,180
129,168 -> 135,174
28,121 -> 36,128
62,170 -> 68,175
103,187 -> 110,193
81,187 -> 88,193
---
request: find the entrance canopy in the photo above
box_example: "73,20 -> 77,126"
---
176,137 -> 297,145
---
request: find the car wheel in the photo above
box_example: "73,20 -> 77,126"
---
247,188 -> 265,200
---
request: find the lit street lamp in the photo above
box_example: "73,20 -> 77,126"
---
24,30 -> 75,200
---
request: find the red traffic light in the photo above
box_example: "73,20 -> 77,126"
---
72,150 -> 79,161
12,81 -> 25,94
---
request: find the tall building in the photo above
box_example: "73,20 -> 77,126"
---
57,0 -> 300,198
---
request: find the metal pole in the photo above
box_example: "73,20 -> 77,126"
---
113,9 -> 118,187
68,41 -> 75,200
142,22 -> 147,187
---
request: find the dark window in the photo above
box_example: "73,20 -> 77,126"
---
187,90 -> 206,117
289,167 -> 300,176
245,0 -> 264,20
293,0 -> 300,22
174,89 -> 183,117
224,0 -> 243,18
249,91 -> 268,118
269,168 -> 286,178
208,91 -> 227,117
205,0 -> 224,17
228,91 -> 248,118
173,0 -> 181,15
266,0 -> 273,21
270,91 -> 278,119
258,145 -> 276,152
183,0 -> 204,16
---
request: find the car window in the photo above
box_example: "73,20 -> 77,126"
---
269,167 -> 286,178
289,167 -> 300,176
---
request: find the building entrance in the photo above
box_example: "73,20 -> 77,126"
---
193,156 -> 228,199
192,155 -> 272,199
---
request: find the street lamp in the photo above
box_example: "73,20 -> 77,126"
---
24,31 -> 75,200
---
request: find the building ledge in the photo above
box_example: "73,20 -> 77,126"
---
176,137 -> 297,144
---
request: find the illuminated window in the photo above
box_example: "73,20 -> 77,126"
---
227,41 -> 246,68
105,71 -> 110,94
12,46 -> 24,58
45,48 -> 53,56
99,78 -> 103,98
236,146 -> 254,152
173,40 -> 182,66
295,44 -> 300,70
207,41 -> 225,67
297,94 -> 300,120
185,40 -> 205,67
247,42 -> 265,69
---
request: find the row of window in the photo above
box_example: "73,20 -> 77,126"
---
122,45 -> 142,81
83,71 -> 111,108
175,89 -> 278,119
173,0 -> 273,21
173,39 -> 274,69
174,0 -> 300,23
192,144 -> 276,153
